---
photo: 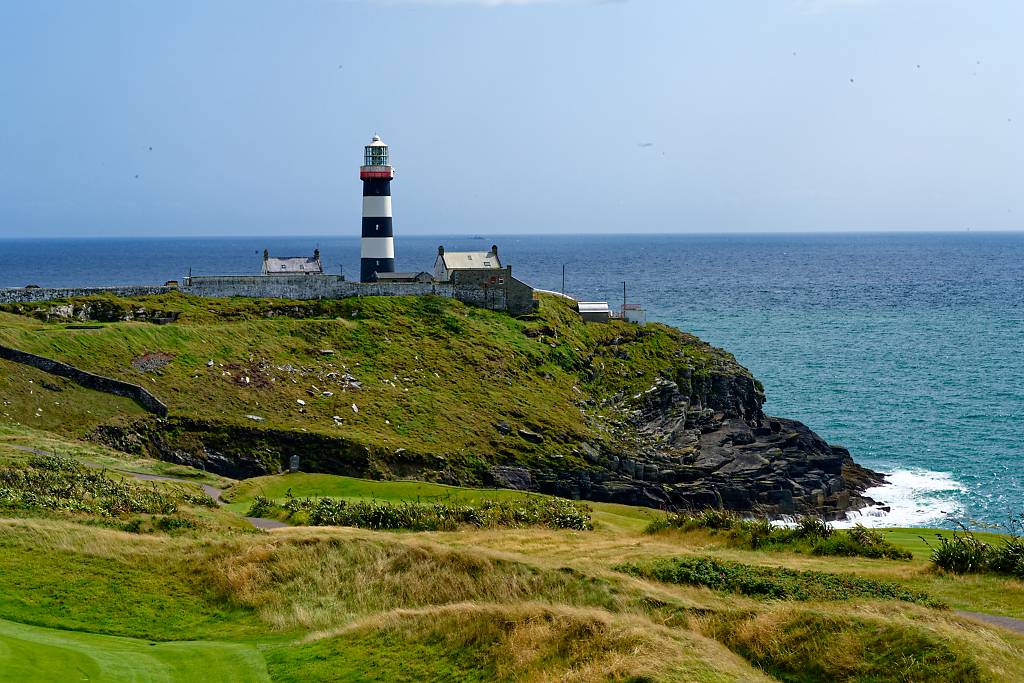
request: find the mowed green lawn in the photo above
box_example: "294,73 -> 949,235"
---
878,527 -> 1013,560
223,472 -> 660,532
0,618 -> 269,683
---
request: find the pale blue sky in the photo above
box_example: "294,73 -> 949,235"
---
0,0 -> 1020,237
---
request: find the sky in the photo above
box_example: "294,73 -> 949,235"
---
0,0 -> 1021,238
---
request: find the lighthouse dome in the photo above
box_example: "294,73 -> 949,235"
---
367,135 -> 387,147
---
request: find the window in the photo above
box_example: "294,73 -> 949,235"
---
365,147 -> 388,166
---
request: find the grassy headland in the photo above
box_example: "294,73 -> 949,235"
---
0,292 -> 744,483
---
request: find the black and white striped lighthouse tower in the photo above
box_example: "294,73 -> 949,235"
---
359,135 -> 395,282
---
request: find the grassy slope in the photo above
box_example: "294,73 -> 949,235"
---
0,422 -> 233,487
2,426 -> 1022,681
222,472 -> 659,532
0,293 -> 739,473
0,618 -> 269,683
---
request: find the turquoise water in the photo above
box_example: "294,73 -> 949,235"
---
1,232 -> 1021,527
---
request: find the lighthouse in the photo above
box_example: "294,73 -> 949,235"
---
359,135 -> 396,282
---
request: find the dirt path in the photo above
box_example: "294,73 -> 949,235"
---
957,611 -> 1024,635
8,446 -> 286,530
122,472 -> 287,530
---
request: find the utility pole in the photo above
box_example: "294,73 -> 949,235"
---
623,281 -> 627,316
561,264 -> 566,296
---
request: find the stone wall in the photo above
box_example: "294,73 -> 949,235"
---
0,345 -> 168,416
447,267 -> 538,316
0,273 -> 537,315
0,285 -> 172,305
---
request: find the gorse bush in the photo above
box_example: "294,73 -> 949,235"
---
0,455 -> 215,520
647,509 -> 911,560
253,491 -> 592,531
615,557 -> 943,607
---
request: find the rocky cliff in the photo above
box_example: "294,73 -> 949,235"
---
517,376 -> 884,519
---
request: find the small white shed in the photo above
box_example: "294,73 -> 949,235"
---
578,301 -> 611,323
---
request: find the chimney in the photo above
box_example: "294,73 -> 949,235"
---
263,249 -> 269,261
491,244 -> 498,258
438,245 -> 445,256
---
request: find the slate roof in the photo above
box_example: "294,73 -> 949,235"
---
263,255 -> 322,275
439,251 -> 501,270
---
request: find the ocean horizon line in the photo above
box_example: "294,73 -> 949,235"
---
2,229 -> 1023,242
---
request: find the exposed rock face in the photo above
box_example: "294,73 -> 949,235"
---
95,371 -> 883,520
526,376 -> 884,519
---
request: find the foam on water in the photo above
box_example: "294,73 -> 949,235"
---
835,469 -> 968,528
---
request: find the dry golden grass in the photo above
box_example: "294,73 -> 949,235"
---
296,602 -> 773,683
4,512 -> 1024,681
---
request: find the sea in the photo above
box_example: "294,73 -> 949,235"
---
1,232 -> 1021,529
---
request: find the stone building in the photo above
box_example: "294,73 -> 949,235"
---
433,245 -> 501,282
431,244 -> 535,315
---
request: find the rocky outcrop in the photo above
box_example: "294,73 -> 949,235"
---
93,372 -> 883,519
524,377 -> 883,519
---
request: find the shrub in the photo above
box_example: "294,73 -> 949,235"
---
989,537 -> 1024,578
646,509 -> 910,561
795,515 -> 833,539
927,524 -> 1024,579
155,516 -> 197,532
247,495 -> 274,518
253,495 -> 592,531
927,531 -> 992,574
814,524 -> 912,560
0,457 -> 194,519
615,557 -> 943,608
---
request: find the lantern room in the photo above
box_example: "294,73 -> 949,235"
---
360,135 -> 394,180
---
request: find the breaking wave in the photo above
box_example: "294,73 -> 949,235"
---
835,469 -> 968,528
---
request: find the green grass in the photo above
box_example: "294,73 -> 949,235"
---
0,524 -> 265,641
0,423 -> 1022,681
0,422 -> 234,488
0,293 -> 743,481
0,618 -> 269,682
882,527 -> 1014,560
224,471 -> 660,532
616,556 -> 943,607
224,472 -> 534,507
648,510 -> 913,560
